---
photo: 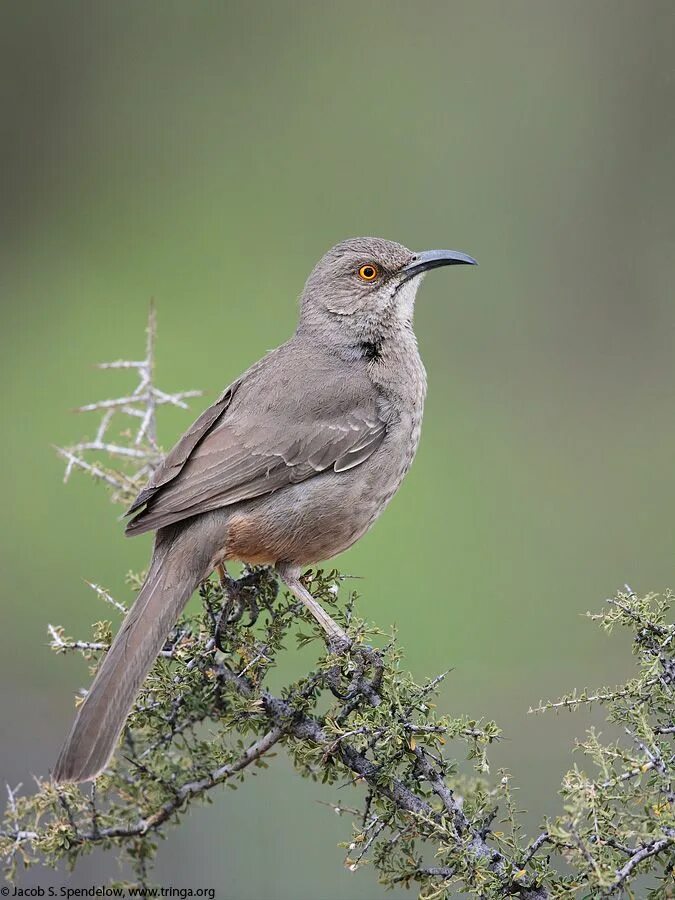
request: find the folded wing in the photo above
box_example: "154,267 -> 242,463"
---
125,356 -> 387,536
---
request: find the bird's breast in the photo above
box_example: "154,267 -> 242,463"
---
372,347 -> 427,500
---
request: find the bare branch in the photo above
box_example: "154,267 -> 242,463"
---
57,304 -> 201,500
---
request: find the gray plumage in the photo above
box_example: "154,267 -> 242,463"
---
53,236 -> 476,784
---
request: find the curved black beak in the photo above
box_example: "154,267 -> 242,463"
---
401,248 -> 477,283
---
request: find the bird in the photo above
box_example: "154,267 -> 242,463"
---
53,236 -> 477,784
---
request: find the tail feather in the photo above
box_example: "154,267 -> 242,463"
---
53,527 -> 206,784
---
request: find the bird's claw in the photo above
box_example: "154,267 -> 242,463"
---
322,641 -> 383,708
211,568 -> 277,649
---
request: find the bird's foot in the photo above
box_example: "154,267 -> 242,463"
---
212,566 -> 277,650
325,644 -> 383,707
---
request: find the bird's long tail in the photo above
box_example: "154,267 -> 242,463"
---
53,524 -> 210,784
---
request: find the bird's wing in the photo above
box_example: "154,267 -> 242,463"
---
125,351 -> 387,536
125,379 -> 242,517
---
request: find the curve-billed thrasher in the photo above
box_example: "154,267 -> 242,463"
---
53,236 -> 476,783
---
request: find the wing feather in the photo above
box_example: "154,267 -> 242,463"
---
125,352 -> 388,536
126,381 -> 240,515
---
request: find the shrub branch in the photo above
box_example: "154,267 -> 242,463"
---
2,310 -> 673,899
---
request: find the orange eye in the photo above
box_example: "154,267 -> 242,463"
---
358,264 -> 379,282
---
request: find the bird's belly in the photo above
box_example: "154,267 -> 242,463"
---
222,458 -> 407,567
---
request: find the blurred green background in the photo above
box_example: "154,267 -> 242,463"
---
2,1 -> 675,897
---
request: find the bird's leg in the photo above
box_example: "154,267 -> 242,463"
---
276,563 -> 350,652
213,563 -> 240,650
200,583 -> 219,634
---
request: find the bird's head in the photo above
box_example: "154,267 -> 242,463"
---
298,236 -> 476,351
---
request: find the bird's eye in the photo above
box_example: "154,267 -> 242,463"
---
358,264 -> 379,282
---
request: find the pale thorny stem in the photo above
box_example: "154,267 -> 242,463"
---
142,300 -> 157,448
48,623 -> 108,653
3,785 -> 37,862
84,581 -> 128,615
47,621 -> 178,659
56,303 -> 201,500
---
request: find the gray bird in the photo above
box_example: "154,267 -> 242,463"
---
53,236 -> 477,784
